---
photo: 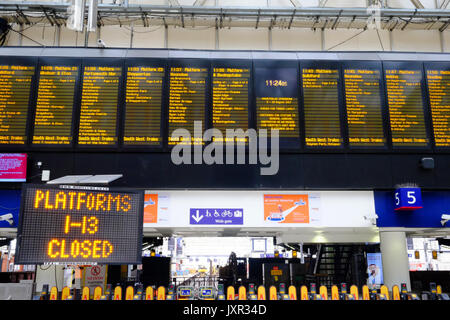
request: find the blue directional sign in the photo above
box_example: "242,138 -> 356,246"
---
189,208 -> 244,225
394,188 -> 423,211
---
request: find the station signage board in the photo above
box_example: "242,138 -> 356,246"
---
15,184 -> 144,265
394,187 -> 423,211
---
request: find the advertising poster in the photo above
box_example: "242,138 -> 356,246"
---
263,194 -> 309,223
367,253 -> 384,287
143,194 -> 158,223
0,189 -> 21,228
0,154 -> 27,182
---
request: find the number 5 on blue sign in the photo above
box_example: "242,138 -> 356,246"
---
394,188 -> 423,211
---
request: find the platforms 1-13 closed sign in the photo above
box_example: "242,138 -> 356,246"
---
15,184 -> 144,265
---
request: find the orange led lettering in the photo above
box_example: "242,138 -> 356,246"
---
34,190 -> 45,208
96,193 -> 107,211
92,240 -> 102,258
71,240 -> 80,257
68,192 -> 77,210
60,240 -> 69,258
121,195 -> 131,212
54,192 -> 67,210
77,192 -> 86,210
44,191 -> 53,209
86,193 -> 95,210
102,241 -> 113,258
86,217 -> 98,234
48,239 -> 60,258
107,194 -> 121,211
80,241 -> 92,258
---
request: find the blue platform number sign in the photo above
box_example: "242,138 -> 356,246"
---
394,188 -> 423,211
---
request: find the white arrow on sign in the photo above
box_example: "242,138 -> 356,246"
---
192,210 -> 203,223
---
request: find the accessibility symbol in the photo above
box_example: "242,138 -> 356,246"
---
189,208 -> 244,225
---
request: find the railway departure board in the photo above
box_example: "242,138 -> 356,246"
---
123,66 -> 164,146
344,68 -> 386,147
0,65 -> 35,145
168,66 -> 207,145
302,67 -> 342,147
426,67 -> 450,148
255,66 -> 299,143
385,67 -> 429,148
32,65 -> 78,145
78,65 -> 122,146
16,184 -> 144,265
212,67 -> 250,143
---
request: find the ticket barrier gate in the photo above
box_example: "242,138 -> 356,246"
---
238,286 -> 247,300
177,286 -> 195,300
257,285 -> 266,300
369,286 -> 389,300
167,284 -> 175,300
426,283 -> 450,301
199,287 -> 216,300
248,283 -> 257,300
39,285 -> 50,300
288,285 -> 297,300
279,283 -> 290,300
217,284 -> 226,300
133,284 -> 144,300
339,283 -> 355,300
307,284 -> 323,300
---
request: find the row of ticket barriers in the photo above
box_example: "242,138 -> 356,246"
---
39,282 -> 449,301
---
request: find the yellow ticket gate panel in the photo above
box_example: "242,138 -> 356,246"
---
93,286 -> 102,300
319,286 -> 328,300
157,286 -> 166,300
269,286 -> 277,300
362,285 -> 370,300
300,286 -> 309,300
81,287 -> 90,300
113,286 -> 122,300
227,286 -> 235,300
61,287 -> 70,301
331,286 -> 339,300
125,286 -> 134,300
145,286 -> 154,300
257,286 -> 266,300
350,285 -> 359,300
50,287 -> 58,300
288,286 -> 297,300
238,286 -> 247,300
437,285 -> 443,295
380,285 -> 390,300
392,285 -> 400,300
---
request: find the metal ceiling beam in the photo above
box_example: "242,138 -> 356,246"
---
1,3 -> 450,31
410,0 -> 425,9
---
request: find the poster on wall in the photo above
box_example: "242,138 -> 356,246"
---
263,194 -> 321,224
0,189 -> 21,228
367,253 -> 384,288
143,193 -> 170,225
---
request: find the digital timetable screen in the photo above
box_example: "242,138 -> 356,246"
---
32,65 -> 79,146
425,65 -> 450,148
212,67 -> 250,143
15,184 -> 144,265
168,66 -> 207,145
385,65 -> 429,148
78,65 -> 122,146
343,67 -> 386,148
254,66 -> 300,147
0,64 -> 35,145
302,67 -> 343,148
123,66 -> 164,146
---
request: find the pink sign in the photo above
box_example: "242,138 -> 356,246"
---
0,154 -> 27,182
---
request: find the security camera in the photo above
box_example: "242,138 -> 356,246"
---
364,213 -> 379,225
0,213 -> 13,226
97,39 -> 107,48
441,214 -> 450,226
